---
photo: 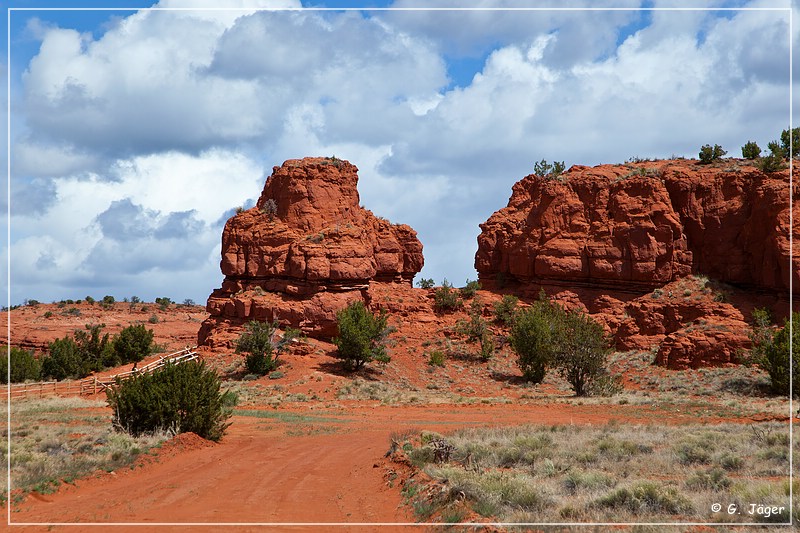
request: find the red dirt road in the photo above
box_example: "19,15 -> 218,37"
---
10,402 -> 776,532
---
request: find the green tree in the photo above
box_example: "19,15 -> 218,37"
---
699,144 -> 726,164
112,324 -> 155,366
0,347 -> 42,384
41,337 -> 87,380
236,321 -> 280,375
552,310 -> 611,396
74,323 -> 114,371
416,278 -> 435,289
107,360 -> 235,441
333,301 -> 391,370
741,141 -> 761,159
750,310 -> 799,397
780,127 -> 800,158
510,292 -> 562,383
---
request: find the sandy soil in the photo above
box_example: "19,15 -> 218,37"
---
3,301 -> 793,531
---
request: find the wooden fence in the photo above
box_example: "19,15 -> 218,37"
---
2,346 -> 199,399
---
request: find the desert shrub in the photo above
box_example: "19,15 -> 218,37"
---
107,360 -> 234,441
43,311 -> 53,318
41,337 -> 87,380
0,347 -> 42,383
758,153 -> 786,173
417,278 -> 435,289
155,297 -> 172,311
741,141 -> 761,159
428,350 -> 446,367
333,301 -> 391,370
85,296 -> 95,305
510,293 -> 561,383
112,324 -> 155,366
261,198 -> 278,220
479,330 -> 495,361
456,299 -> 488,343
182,298 -> 195,307
698,144 -> 726,164
236,320 -> 280,376
594,481 -> 693,515
587,370 -> 624,397
750,311 -> 799,397
102,295 -> 115,306
493,295 -> 519,326
433,279 -> 462,312
148,314 -> 159,324
460,279 -> 481,299
685,467 -> 731,491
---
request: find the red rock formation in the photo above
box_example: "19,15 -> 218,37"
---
476,160 -> 798,294
199,157 -> 424,347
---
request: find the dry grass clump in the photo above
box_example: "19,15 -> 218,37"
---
396,421 -> 796,524
1,396 -> 168,503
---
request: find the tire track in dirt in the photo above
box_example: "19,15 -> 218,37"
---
10,403 -> 774,532
10,416 -> 412,531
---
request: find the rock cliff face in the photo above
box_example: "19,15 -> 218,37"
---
476,160 -> 798,294
198,157 -> 423,347
476,160 -> 797,369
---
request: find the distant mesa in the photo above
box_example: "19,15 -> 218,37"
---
198,157 -> 424,347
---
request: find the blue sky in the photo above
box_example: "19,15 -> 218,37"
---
2,0 -> 795,306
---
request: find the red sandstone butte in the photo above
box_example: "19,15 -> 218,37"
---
475,159 -> 797,369
475,160 -> 798,294
198,157 -> 423,346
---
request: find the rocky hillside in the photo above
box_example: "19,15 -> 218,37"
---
475,160 -> 798,295
198,157 -> 424,346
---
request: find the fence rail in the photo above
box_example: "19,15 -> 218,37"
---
2,346 -> 199,399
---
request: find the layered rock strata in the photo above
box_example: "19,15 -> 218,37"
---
198,157 -> 423,346
476,161 -> 798,294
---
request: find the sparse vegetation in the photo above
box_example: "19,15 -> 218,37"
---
758,153 -> 786,173
3,397 -> 168,496
427,350 -> 446,367
459,279 -> 481,299
416,278 -> 435,289
261,198 -> 278,220
492,294 -> 519,326
394,422 -> 793,523
333,301 -> 391,370
533,159 -> 566,179
433,279 -> 462,312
